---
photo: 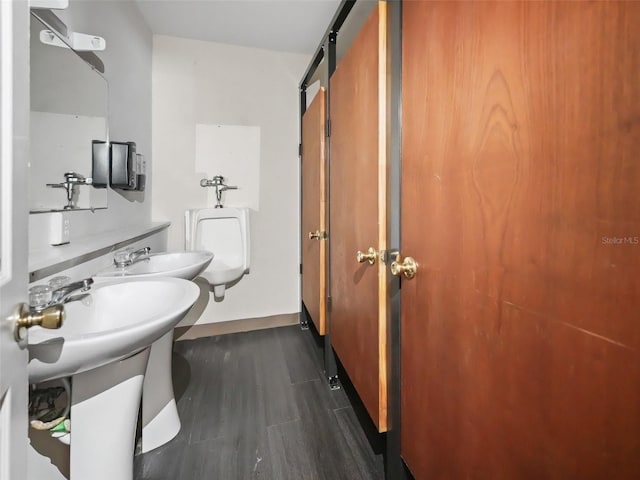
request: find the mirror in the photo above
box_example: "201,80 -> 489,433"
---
29,13 -> 108,213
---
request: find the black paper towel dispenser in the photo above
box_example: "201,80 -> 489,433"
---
110,141 -> 137,190
92,140 -> 109,188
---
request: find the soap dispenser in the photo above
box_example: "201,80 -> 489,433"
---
135,153 -> 146,192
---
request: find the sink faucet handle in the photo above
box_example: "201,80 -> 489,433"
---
114,250 -> 132,266
29,285 -> 53,310
114,247 -> 150,267
79,278 -> 94,291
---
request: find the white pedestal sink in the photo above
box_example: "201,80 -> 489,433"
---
95,250 -> 212,453
28,278 -> 200,480
96,251 -> 213,281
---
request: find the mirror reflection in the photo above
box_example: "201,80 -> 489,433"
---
29,14 -> 108,213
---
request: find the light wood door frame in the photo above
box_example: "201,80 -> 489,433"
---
328,1 -> 390,432
301,88 -> 327,335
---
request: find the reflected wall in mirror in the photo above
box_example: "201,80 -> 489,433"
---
29,13 -> 108,213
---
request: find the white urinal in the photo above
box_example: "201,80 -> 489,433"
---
185,207 -> 250,298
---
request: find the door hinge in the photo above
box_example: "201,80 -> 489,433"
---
300,263 -> 303,274
325,119 -> 331,138
326,295 -> 332,312
299,143 -> 302,157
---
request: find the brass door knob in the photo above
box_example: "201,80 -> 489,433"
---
308,230 -> 326,240
14,303 -> 65,342
390,255 -> 418,279
356,247 -> 377,265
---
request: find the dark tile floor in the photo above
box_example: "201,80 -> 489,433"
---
134,325 -> 385,480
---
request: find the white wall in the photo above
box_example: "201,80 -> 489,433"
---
29,0 -> 153,252
152,35 -> 308,324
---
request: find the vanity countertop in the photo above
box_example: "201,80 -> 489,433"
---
29,222 -> 171,280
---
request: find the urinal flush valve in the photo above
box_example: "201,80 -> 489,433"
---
46,171 -> 92,210
199,175 -> 238,208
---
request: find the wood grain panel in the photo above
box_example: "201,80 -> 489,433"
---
401,1 -> 640,478
301,88 -> 326,334
330,3 -> 389,431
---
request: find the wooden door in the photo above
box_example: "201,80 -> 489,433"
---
301,88 -> 327,334
330,3 -> 388,432
401,1 -> 640,478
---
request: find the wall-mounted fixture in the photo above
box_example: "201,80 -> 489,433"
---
110,141 -> 138,190
185,207 -> 250,299
108,141 -> 145,192
92,140 -> 110,188
135,154 -> 147,191
200,175 -> 237,208
39,29 -> 106,52
46,172 -> 92,210
30,9 -> 105,73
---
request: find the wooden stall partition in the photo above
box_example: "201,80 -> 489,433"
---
400,1 -> 640,478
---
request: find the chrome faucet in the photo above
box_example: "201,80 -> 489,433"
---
18,278 -> 93,339
49,278 -> 94,306
199,175 -> 238,208
113,247 -> 151,267
47,172 -> 93,210
130,247 -> 151,264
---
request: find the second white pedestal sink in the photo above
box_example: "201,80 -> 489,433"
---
95,250 -> 212,453
27,278 -> 199,480
95,250 -> 213,280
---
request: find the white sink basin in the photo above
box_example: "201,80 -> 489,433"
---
95,251 -> 213,280
27,278 -> 200,384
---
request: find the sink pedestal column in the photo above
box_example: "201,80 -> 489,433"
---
70,347 -> 150,480
141,330 -> 181,452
